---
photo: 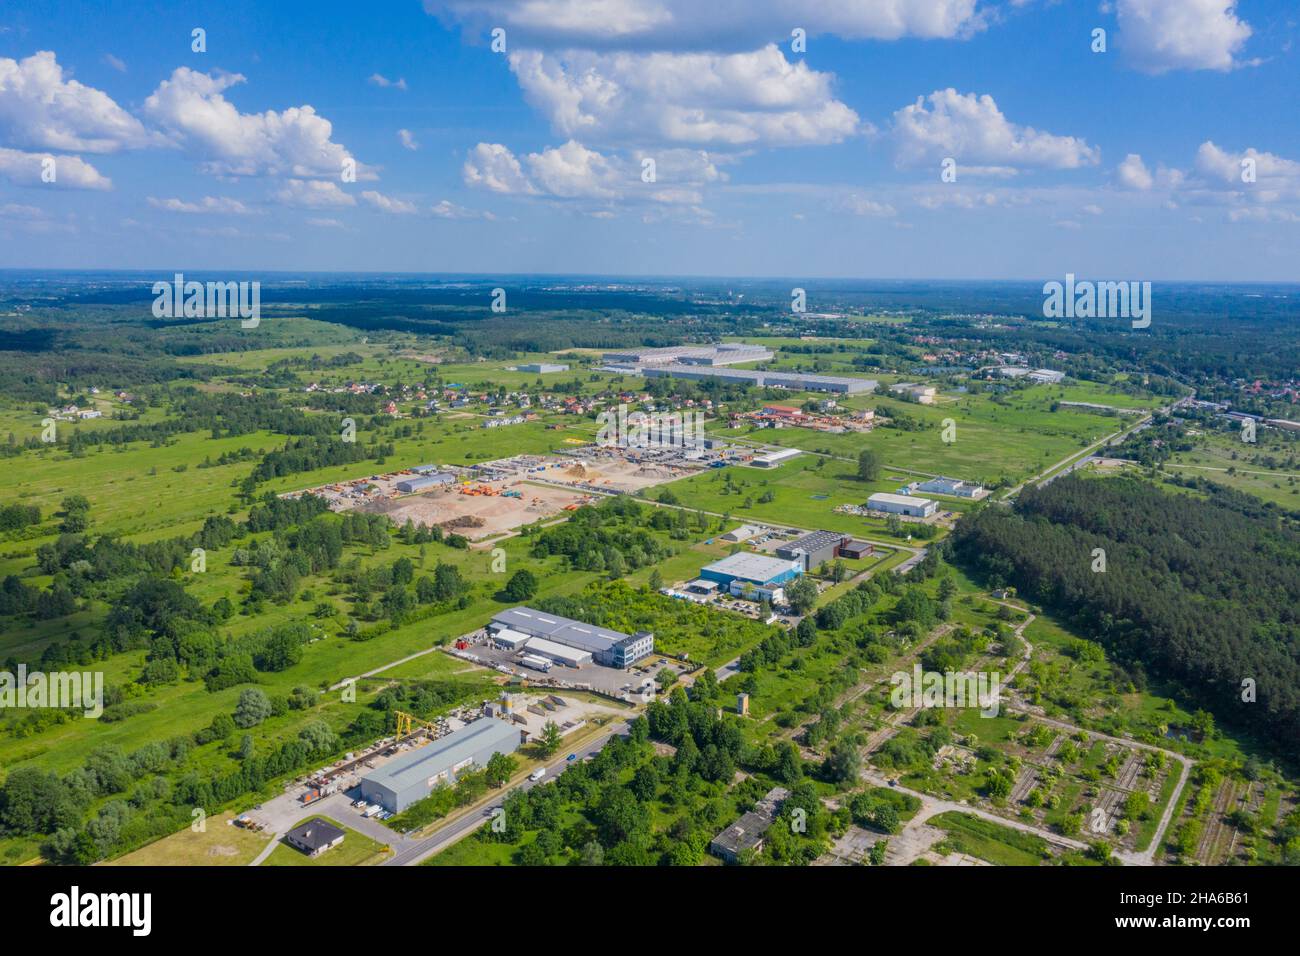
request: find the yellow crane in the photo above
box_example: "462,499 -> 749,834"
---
393,710 -> 439,743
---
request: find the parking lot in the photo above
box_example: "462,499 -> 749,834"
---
451,637 -> 680,699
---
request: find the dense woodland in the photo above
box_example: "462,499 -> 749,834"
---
953,476 -> 1300,761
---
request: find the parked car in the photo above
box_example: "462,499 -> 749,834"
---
566,753 -> 578,762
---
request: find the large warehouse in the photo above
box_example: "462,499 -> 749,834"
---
750,447 -> 802,467
395,473 -> 454,493
602,344 -> 774,367
488,607 -> 654,669
518,362 -> 569,373
867,492 -> 938,518
699,552 -> 802,590
637,364 -> 877,395
360,718 -> 522,812
911,476 -> 987,499
777,530 -> 848,572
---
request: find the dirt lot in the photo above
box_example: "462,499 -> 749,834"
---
366,479 -> 592,542
540,451 -> 697,495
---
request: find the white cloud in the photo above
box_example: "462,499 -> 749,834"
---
463,139 -> 724,216
0,202 -> 75,234
915,189 -> 999,210
0,147 -> 112,189
144,68 -> 370,179
368,73 -> 408,90
1227,207 -> 1300,223
1194,141 -> 1300,190
431,199 -> 492,219
463,142 -> 539,194
0,202 -> 45,219
0,51 -> 155,152
147,195 -> 255,214
509,45 -> 860,147
306,217 -> 346,228
1116,153 -> 1154,190
398,128 -> 419,151
891,89 -> 1099,170
424,1 -> 984,48
360,190 -> 418,213
102,53 -> 126,73
526,140 -> 623,198
1117,0 -> 1253,74
1083,203 -> 1104,215
840,194 -> 897,217
632,148 -> 729,185
273,178 -> 356,208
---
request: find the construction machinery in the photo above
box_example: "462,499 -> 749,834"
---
393,710 -> 440,745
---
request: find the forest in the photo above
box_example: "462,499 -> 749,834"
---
952,475 -> 1300,761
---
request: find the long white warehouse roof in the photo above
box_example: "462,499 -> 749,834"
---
523,636 -> 592,665
868,492 -> 935,507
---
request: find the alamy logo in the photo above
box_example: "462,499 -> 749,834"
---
890,664 -> 1002,717
50,886 -> 151,936
152,273 -> 261,328
0,665 -> 103,718
596,403 -> 704,450
1042,273 -> 1151,329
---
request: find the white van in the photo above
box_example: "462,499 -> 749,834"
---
529,767 -> 546,782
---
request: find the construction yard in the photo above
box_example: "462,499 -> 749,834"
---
541,447 -> 703,495
363,478 -> 594,542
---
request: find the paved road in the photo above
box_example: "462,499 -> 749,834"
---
383,722 -> 629,866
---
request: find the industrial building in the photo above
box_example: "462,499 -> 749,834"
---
395,473 -> 455,493
285,818 -> 346,857
750,447 -> 802,467
838,540 -> 873,560
727,580 -> 786,603
889,382 -> 937,404
490,628 -> 532,652
911,476 -> 987,499
636,364 -> 877,395
519,636 -> 592,667
488,607 -> 654,669
721,524 -> 761,542
997,367 -> 1064,384
699,552 -> 802,590
867,492 -> 938,518
776,529 -> 848,572
519,362 -> 570,373
709,787 -> 789,864
602,344 -> 774,367
359,718 -> 522,812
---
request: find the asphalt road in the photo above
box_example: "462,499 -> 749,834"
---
383,722 -> 628,866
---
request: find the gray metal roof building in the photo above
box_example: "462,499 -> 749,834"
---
488,607 -> 654,669
396,473 -> 454,493
637,364 -> 877,394
360,718 -> 522,812
602,344 -> 773,367
777,529 -> 848,571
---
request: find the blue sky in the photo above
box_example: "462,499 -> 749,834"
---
1,0 -> 1297,279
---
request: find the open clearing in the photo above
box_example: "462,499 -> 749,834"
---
109,812 -> 273,866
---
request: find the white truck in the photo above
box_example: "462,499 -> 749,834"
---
362,804 -> 383,818
529,767 -> 546,782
